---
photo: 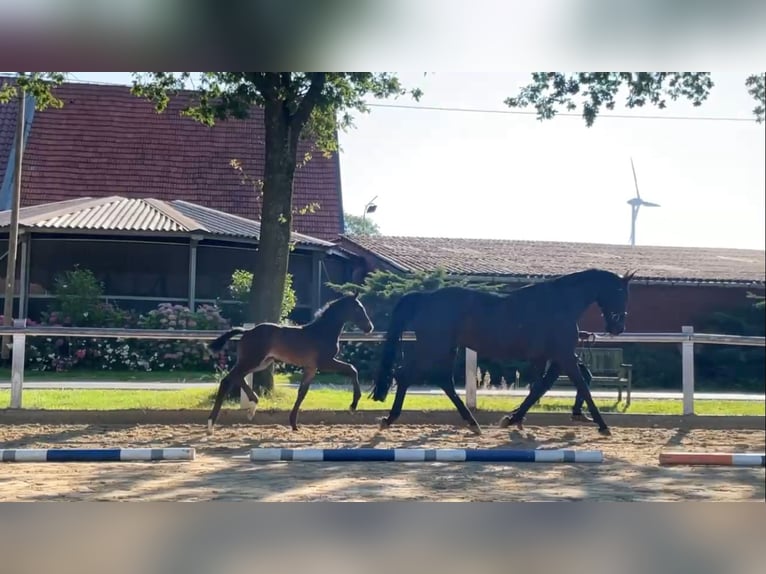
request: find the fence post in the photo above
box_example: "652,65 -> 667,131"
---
681,325 -> 695,416
10,318 -> 27,409
241,323 -> 255,410
465,348 -> 477,409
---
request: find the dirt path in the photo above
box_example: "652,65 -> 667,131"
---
1,423 -> 764,501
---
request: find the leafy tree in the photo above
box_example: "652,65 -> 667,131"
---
343,212 -> 380,235
130,73 -> 421,393
228,269 -> 297,324
506,72 -> 765,126
0,73 -> 67,108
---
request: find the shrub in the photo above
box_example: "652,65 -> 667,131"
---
227,269 -> 296,325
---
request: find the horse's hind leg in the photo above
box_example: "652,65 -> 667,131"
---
379,365 -> 411,430
500,360 -> 560,430
289,367 -> 317,431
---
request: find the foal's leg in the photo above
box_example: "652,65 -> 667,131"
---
289,366 -> 317,431
207,360 -> 268,435
318,357 -> 362,411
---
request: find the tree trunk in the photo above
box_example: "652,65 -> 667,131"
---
240,101 -> 298,397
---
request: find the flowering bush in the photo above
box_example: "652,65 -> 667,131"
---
24,302 -> 233,373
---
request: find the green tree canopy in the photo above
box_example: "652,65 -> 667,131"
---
506,72 -> 765,126
344,212 -> 380,235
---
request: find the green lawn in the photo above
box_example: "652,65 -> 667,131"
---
1,386 -> 763,416
0,368 -> 219,382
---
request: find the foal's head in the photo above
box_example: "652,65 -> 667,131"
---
323,292 -> 374,333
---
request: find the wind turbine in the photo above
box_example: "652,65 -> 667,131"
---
627,158 -> 660,246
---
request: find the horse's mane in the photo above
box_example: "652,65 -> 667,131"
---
307,294 -> 351,325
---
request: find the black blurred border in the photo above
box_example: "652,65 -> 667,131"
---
1,502 -> 765,574
1,0 -> 764,69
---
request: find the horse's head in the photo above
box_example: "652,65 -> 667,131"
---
597,270 -> 636,335
345,291 -> 374,333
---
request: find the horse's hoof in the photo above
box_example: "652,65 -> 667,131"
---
206,420 -> 214,436
598,427 -> 612,437
499,415 -> 523,430
468,423 -> 483,436
291,425 -> 299,432
571,413 -> 593,424
349,402 -> 358,412
378,417 -> 390,430
247,404 -> 257,421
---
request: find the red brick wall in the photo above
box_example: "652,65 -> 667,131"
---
578,284 -> 761,333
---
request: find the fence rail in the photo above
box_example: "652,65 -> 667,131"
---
0,326 -> 763,347
1,322 -> 764,414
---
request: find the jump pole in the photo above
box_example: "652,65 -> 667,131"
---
659,452 -> 765,467
0,447 -> 195,462
250,448 -> 603,463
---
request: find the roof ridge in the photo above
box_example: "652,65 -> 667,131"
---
144,198 -> 208,234
343,234 -> 765,254
172,199 -> 260,230
18,196 -> 124,226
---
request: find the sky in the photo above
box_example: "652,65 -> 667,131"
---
66,72 -> 765,251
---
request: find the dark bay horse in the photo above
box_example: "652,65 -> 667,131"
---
206,293 -> 374,434
371,269 -> 635,436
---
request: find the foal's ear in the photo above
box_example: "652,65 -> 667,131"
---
623,269 -> 637,283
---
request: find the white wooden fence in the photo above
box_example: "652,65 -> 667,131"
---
1,321 -> 763,415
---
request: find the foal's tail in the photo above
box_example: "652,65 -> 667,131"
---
208,327 -> 247,354
371,292 -> 423,402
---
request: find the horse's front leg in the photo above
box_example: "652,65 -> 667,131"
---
318,358 -> 361,411
289,367 -> 317,431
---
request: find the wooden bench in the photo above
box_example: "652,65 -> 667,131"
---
553,347 -> 633,406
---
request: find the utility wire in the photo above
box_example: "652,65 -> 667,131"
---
365,102 -> 756,123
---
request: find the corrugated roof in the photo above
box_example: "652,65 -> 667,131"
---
0,78 -> 344,240
0,195 -> 332,247
336,235 -> 766,287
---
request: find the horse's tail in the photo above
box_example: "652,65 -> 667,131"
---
208,327 -> 248,354
371,292 -> 423,402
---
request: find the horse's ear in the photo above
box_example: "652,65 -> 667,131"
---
623,269 -> 637,283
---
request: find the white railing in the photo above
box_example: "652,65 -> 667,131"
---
1,321 -> 764,415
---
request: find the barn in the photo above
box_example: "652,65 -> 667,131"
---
0,78 -> 353,322
334,234 -> 766,333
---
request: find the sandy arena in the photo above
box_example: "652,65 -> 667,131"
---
1,422 -> 764,501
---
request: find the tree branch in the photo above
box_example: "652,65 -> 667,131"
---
291,72 -> 326,129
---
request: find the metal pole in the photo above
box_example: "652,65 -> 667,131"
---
465,348 -> 477,409
2,90 -> 25,360
18,234 -> 29,318
681,325 -> 695,416
188,239 -> 198,311
10,318 -> 27,408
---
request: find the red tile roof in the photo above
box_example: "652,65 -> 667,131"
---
0,78 -> 343,240
336,235 -> 766,287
